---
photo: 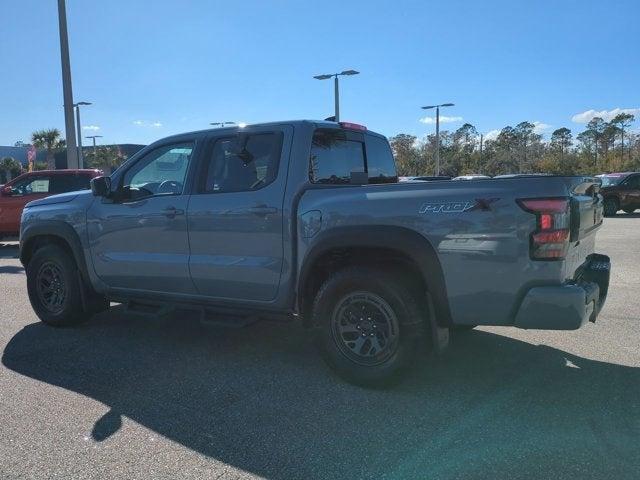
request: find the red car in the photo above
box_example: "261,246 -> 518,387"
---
0,169 -> 102,239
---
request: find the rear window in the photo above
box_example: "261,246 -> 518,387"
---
310,129 -> 365,184
365,135 -> 397,183
309,129 -> 397,184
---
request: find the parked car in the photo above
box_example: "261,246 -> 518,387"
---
19,121 -> 610,386
596,172 -> 640,216
453,175 -> 491,180
399,175 -> 452,182
0,169 -> 102,239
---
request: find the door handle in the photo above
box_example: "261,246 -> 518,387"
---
162,206 -> 184,218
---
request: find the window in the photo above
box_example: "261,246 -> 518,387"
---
310,129 -> 365,184
200,133 -> 282,193
122,142 -> 194,199
50,175 -> 92,194
365,135 -> 397,183
625,175 -> 640,189
9,176 -> 50,196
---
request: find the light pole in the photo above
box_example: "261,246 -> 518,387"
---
86,135 -> 103,161
57,0 -> 78,169
313,70 -> 359,122
421,103 -> 454,176
74,101 -> 91,169
210,122 -> 236,128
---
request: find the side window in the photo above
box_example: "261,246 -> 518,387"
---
310,129 -> 365,184
10,176 -> 50,196
365,135 -> 397,184
627,175 -> 640,189
200,133 -> 282,193
122,142 -> 194,199
50,175 -> 91,194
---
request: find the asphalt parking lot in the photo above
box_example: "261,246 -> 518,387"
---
1,216 -> 639,480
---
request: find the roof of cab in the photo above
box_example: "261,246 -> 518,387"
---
158,120 -> 385,143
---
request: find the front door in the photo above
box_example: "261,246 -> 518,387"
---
187,127 -> 291,302
87,140 -> 198,294
0,174 -> 51,235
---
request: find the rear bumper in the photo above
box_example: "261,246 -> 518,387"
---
514,253 -> 611,330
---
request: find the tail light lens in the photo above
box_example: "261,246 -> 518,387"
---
518,197 -> 570,260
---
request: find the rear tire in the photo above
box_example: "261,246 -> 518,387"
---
603,198 -> 619,217
26,245 -> 89,327
312,267 -> 425,387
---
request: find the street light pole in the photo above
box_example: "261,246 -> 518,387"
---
334,76 -> 340,122
73,101 -> 91,169
313,70 -> 359,122
421,103 -> 455,176
435,106 -> 440,175
57,0 -> 78,169
86,135 -> 103,160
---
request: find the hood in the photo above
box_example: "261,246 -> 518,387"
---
25,190 -> 92,208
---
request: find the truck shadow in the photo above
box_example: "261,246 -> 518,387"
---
2,307 -> 639,479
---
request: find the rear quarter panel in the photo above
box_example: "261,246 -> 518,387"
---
298,177 -> 591,326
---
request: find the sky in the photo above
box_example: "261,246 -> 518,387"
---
1,0 -> 638,147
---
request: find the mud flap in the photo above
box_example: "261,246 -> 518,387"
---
427,292 -> 450,354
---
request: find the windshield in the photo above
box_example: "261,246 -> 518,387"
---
599,175 -> 625,187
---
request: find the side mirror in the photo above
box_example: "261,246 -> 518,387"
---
90,176 -> 112,197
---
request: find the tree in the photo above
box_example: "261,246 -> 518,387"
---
0,157 -> 23,183
86,146 -> 127,173
31,129 -> 64,170
611,112 -> 635,161
550,127 -> 573,159
583,117 -> 606,168
389,134 -> 420,176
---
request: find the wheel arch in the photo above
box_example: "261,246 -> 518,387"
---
20,221 -> 90,283
297,225 -> 453,328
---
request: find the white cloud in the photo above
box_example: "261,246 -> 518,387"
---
419,115 -> 463,125
484,129 -> 501,141
133,120 -> 163,128
83,125 -> 100,131
532,121 -> 551,135
571,108 -> 639,124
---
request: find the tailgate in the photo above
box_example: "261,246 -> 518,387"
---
569,177 -> 603,242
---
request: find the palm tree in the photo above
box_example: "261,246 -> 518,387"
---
1,157 -> 23,183
31,129 -> 64,170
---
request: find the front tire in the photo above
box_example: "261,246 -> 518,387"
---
26,245 -> 88,327
312,267 -> 425,387
604,198 -> 619,217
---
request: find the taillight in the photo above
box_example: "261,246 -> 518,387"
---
518,197 -> 570,260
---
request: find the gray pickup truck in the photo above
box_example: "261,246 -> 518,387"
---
19,120 -> 611,385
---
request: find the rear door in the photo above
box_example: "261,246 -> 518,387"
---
187,125 -> 292,302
